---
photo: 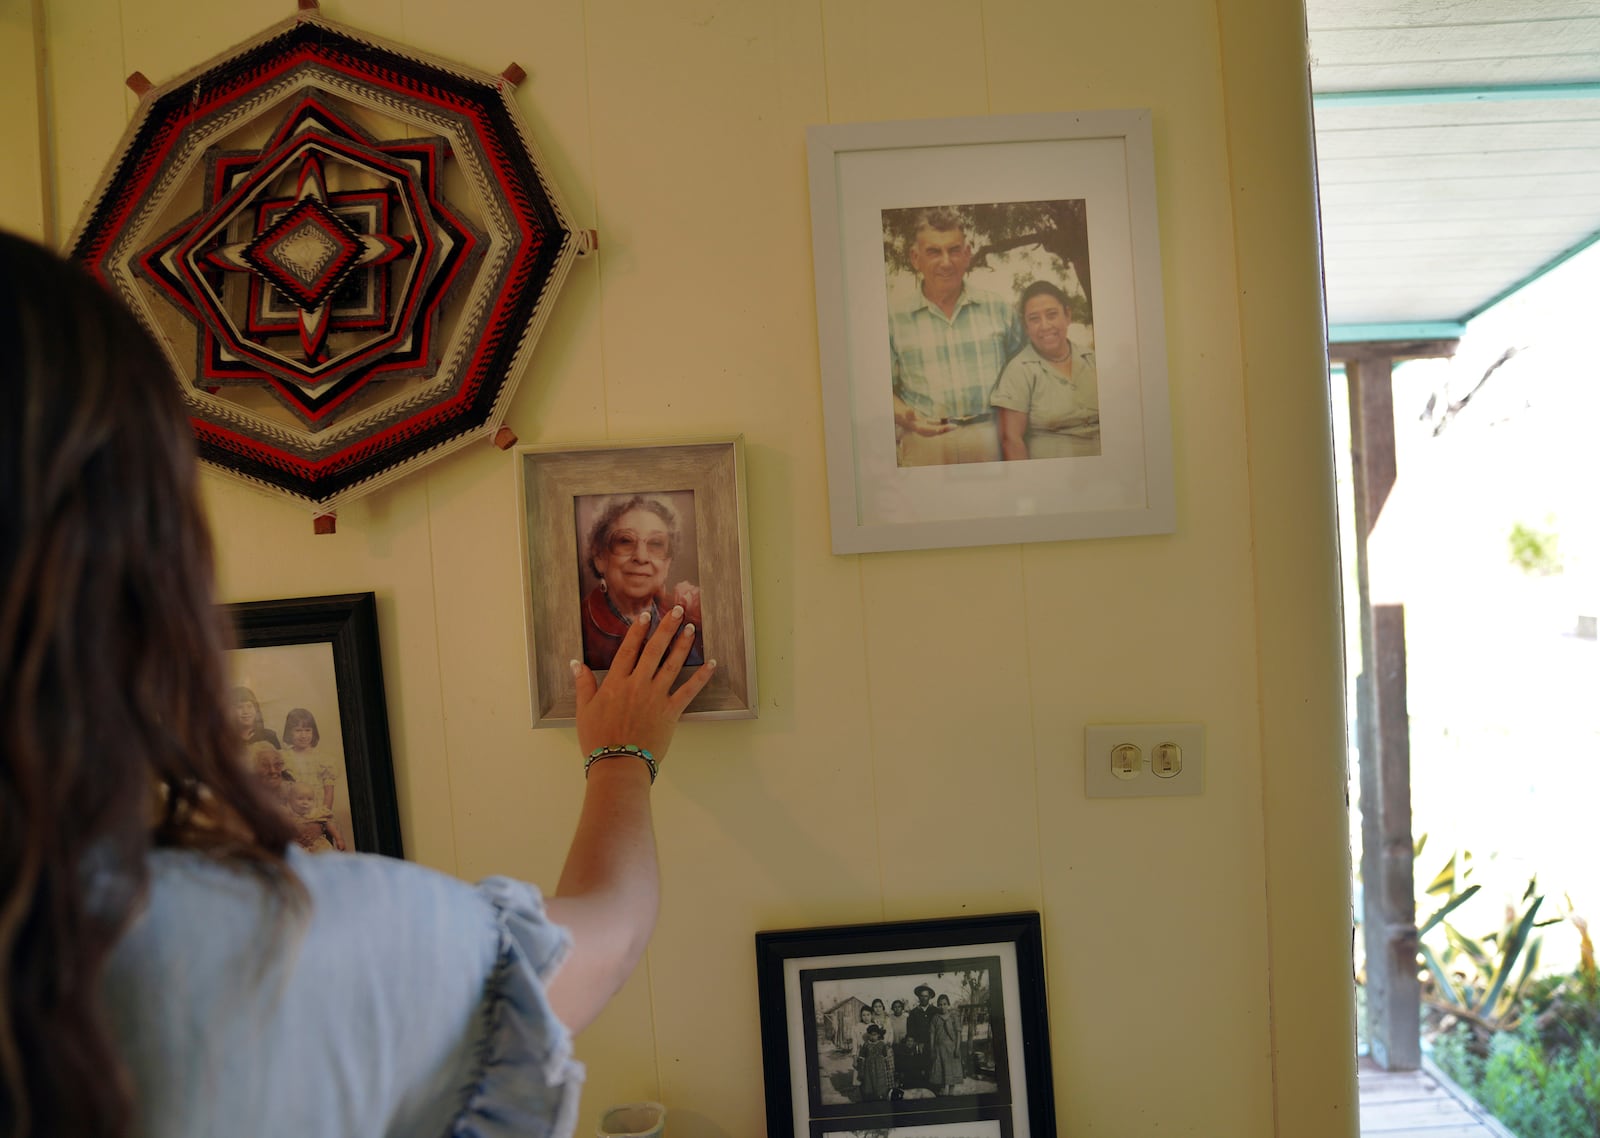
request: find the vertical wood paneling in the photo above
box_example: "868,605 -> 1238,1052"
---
44,0 -> 127,244
819,0 -> 989,122
982,2 -> 1275,1132
34,0 -> 1354,1133
580,3 -> 884,1129
1222,0 -> 1361,1131
0,0 -> 48,237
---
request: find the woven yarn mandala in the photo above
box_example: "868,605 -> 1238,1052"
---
69,12 -> 580,511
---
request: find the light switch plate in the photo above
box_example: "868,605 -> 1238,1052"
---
1084,723 -> 1205,798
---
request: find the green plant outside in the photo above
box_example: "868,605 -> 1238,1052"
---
1417,844 -> 1557,1034
1432,1022 -> 1600,1138
1422,879 -> 1600,1137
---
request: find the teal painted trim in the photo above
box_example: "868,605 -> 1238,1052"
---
1327,322 -> 1465,343
1314,83 -> 1600,108
1462,227 -> 1600,322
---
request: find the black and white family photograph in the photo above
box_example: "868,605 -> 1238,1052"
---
572,489 -> 704,673
229,641 -> 353,856
811,1111 -> 1009,1138
882,199 -> 1099,469
803,958 -> 1004,1109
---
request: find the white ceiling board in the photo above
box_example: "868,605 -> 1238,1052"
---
1314,56 -> 1600,91
1308,0 -> 1600,332
1327,231 -> 1590,255
1308,0 -> 1600,28
1318,149 -> 1600,183
1319,173 -> 1600,204
1321,213 -> 1598,236
1311,20 -> 1600,71
1314,97 -> 1600,129
1315,120 -> 1600,159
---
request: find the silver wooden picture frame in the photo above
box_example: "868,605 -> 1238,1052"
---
517,438 -> 758,726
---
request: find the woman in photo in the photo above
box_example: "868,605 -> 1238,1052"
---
928,993 -> 963,1095
990,280 -> 1101,460
868,997 -> 896,1090
581,494 -> 705,671
247,740 -> 292,807
0,230 -> 714,1138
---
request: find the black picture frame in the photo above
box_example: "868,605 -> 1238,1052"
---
756,912 -> 1054,1138
227,592 -> 403,858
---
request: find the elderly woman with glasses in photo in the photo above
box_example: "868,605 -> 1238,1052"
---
581,494 -> 705,672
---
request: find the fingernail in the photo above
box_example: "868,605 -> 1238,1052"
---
707,658 -> 718,669
683,623 -> 695,636
568,659 -> 580,674
672,604 -> 684,618
639,610 -> 651,624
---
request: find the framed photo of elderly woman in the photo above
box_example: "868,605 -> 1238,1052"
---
225,592 -> 403,858
755,912 -> 1053,1138
517,439 -> 758,726
806,109 -> 1176,553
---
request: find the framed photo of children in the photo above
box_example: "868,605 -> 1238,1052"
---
517,438 -> 758,727
755,913 -> 1054,1138
226,592 -> 403,858
806,109 -> 1176,553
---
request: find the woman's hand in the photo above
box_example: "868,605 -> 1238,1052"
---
572,604 -> 715,762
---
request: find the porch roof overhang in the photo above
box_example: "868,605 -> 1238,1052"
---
1307,0 -> 1600,344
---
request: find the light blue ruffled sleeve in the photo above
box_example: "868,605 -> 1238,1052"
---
449,877 -> 586,1138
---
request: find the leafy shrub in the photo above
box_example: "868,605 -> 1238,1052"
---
1435,1020 -> 1600,1138
1416,846 -> 1557,1045
1430,916 -> 1600,1137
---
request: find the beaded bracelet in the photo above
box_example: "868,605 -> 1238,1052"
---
584,744 -> 658,784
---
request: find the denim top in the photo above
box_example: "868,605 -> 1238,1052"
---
102,847 -> 583,1138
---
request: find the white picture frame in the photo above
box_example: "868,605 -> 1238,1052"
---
807,109 -> 1175,553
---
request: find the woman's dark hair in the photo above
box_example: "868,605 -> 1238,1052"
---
585,494 -> 679,577
283,708 -> 320,747
1018,279 -> 1072,319
0,231 -> 301,1138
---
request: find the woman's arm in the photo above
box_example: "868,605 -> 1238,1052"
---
997,408 -> 1030,461
543,606 -> 714,1034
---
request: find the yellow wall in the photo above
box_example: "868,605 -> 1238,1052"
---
4,0 -> 1355,1133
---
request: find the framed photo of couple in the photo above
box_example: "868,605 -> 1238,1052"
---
806,109 -> 1176,554
517,438 -> 758,727
755,912 -> 1054,1138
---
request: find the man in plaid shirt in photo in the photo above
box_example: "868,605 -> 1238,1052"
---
888,208 -> 1024,467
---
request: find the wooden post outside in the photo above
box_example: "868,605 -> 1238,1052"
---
1345,353 -> 1420,1070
